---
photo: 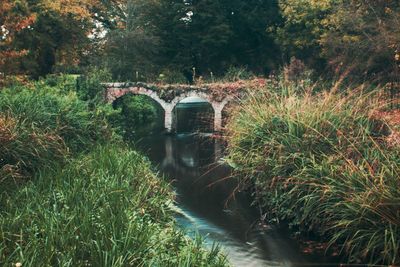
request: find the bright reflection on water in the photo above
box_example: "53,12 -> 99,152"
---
132,103 -> 339,267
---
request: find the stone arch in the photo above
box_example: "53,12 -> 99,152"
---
106,86 -> 170,110
169,92 -> 234,132
169,91 -> 214,108
172,94 -> 215,133
111,90 -> 167,131
105,84 -> 238,133
220,96 -> 237,129
105,86 -> 175,131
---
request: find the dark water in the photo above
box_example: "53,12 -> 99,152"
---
133,103 -> 340,267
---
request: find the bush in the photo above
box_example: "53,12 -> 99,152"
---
76,67 -> 112,104
227,85 -> 400,265
0,145 -> 227,266
114,94 -> 158,126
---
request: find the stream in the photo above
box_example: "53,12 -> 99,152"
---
132,102 -> 340,267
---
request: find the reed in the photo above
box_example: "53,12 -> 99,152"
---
0,81 -> 111,182
226,83 -> 400,265
0,78 -> 227,266
0,145 -> 227,266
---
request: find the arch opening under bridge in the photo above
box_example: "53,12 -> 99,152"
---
105,83 -> 234,133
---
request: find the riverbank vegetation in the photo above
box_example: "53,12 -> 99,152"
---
1,0 -> 400,266
0,78 -> 227,266
226,78 -> 400,265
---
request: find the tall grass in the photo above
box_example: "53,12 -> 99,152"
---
0,80 -> 112,181
0,145 -> 227,266
0,83 -> 111,152
226,84 -> 400,265
0,77 -> 227,266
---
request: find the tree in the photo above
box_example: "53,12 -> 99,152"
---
320,0 -> 400,82
101,0 -> 162,81
173,0 -> 282,75
102,0 -> 282,80
0,1 -> 36,80
275,0 -> 334,67
276,0 -> 400,82
1,0 -> 125,79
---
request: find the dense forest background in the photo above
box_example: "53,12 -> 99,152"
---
1,0 -> 400,84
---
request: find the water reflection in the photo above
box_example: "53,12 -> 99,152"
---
126,102 -> 342,266
134,134 -> 338,267
175,102 -> 214,133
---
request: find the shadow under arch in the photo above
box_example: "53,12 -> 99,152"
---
173,96 -> 215,133
112,93 -> 165,135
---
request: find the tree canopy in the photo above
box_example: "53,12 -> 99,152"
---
1,0 -> 399,83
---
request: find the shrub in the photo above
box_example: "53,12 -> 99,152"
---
227,85 -> 400,265
0,114 -> 66,181
76,67 -> 112,104
114,94 -> 158,126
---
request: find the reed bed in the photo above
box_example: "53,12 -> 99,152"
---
0,81 -> 111,181
226,84 -> 400,265
0,79 -> 227,266
0,145 -> 227,266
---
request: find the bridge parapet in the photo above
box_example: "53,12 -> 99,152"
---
103,81 -> 264,132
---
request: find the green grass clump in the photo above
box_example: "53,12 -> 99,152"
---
0,145 -> 227,266
0,83 -> 111,151
227,87 -> 400,265
0,81 -> 112,180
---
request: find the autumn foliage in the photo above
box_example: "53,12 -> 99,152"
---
0,0 -> 124,83
0,1 -> 36,81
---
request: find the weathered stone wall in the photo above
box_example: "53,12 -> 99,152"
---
104,83 -> 235,133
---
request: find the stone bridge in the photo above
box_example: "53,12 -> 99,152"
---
104,82 -> 243,133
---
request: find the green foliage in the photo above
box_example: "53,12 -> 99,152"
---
16,8 -> 89,78
0,78 -> 112,180
227,83 -> 400,265
100,0 -> 282,80
0,75 -> 227,266
320,0 -> 400,82
276,0 -> 400,81
112,94 -> 163,139
116,94 -> 158,125
1,0 -> 123,79
158,69 -> 188,84
3,0 -> 399,85
0,113 -> 66,182
0,145 -> 227,266
223,66 -> 255,82
275,0 -> 333,62
77,67 -> 112,104
103,27 -> 161,81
